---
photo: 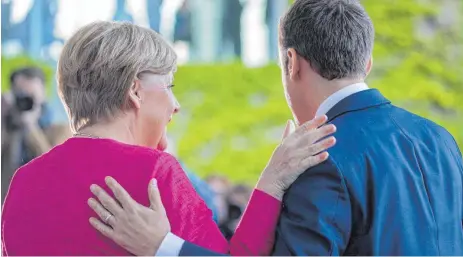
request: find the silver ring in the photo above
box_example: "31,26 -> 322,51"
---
104,214 -> 113,224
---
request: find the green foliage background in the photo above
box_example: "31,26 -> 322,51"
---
2,0 -> 461,183
1,56 -> 55,95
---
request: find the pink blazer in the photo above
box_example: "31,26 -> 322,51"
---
2,138 -> 281,256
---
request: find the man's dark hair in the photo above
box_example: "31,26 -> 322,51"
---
10,67 -> 46,88
280,0 -> 374,80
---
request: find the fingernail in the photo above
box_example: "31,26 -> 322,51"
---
322,152 -> 330,160
105,176 -> 113,185
90,184 -> 96,192
151,179 -> 158,188
285,119 -> 291,129
328,124 -> 337,132
87,198 -> 95,206
326,137 -> 336,146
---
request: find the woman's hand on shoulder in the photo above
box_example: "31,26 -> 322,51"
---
256,115 -> 336,200
88,177 -> 170,256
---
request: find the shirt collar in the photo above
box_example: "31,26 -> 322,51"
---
315,82 -> 369,117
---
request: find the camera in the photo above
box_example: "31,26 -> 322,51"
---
15,94 -> 34,112
3,94 -> 35,131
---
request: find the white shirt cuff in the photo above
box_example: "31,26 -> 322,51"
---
155,232 -> 185,256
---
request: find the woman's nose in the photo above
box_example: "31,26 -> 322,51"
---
173,98 -> 181,114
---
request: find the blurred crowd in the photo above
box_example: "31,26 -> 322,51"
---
2,0 -> 288,64
171,0 -> 287,62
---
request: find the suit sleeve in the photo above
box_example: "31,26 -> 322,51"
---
155,152 -> 281,256
272,159 -> 352,256
179,241 -> 228,256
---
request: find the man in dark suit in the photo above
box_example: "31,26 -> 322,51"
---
86,0 -> 463,255
270,0 -> 463,255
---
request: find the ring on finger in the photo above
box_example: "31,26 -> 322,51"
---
104,213 -> 113,224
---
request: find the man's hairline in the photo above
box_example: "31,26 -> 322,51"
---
11,74 -> 45,89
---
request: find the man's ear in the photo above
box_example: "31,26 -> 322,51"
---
287,48 -> 300,81
128,81 -> 142,109
365,56 -> 373,77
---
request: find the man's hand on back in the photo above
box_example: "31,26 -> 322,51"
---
88,177 -> 170,256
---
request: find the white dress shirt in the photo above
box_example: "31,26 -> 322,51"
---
155,82 -> 369,256
315,82 -> 369,117
156,232 -> 185,256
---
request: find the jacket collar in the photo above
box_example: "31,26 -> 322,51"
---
326,89 -> 391,122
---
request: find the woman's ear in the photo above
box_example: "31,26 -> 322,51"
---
128,81 -> 142,109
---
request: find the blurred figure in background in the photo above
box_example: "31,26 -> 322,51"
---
1,67 -> 70,202
221,0 -> 244,60
147,0 -> 163,33
265,0 -> 288,61
206,175 -> 232,228
173,0 -> 192,61
174,0 -> 191,43
220,184 -> 252,240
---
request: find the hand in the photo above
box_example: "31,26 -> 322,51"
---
256,115 -> 336,200
88,177 -> 170,256
19,107 -> 41,128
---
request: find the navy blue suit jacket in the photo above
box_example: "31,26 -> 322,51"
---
180,89 -> 463,256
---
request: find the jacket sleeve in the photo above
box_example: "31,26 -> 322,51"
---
272,159 -> 352,256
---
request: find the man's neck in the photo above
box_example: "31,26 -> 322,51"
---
315,78 -> 365,104
295,78 -> 366,124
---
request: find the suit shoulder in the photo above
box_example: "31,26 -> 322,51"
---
288,158 -> 344,191
390,106 -> 457,144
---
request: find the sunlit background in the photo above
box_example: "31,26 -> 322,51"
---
2,0 -> 463,229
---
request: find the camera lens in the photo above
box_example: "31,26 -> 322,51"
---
15,95 -> 34,112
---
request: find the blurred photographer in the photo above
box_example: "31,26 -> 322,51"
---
219,184 -> 252,240
2,67 -> 56,202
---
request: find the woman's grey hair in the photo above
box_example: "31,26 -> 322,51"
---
57,21 -> 177,133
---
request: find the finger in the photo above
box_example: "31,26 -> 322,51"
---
90,184 -> 123,216
105,176 -> 135,209
296,115 -> 328,135
299,151 -> 330,169
291,137 -> 335,161
88,198 -> 116,227
281,120 -> 291,140
299,124 -> 336,145
148,179 -> 165,213
307,136 -> 336,155
89,217 -> 115,239
281,120 -> 294,140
